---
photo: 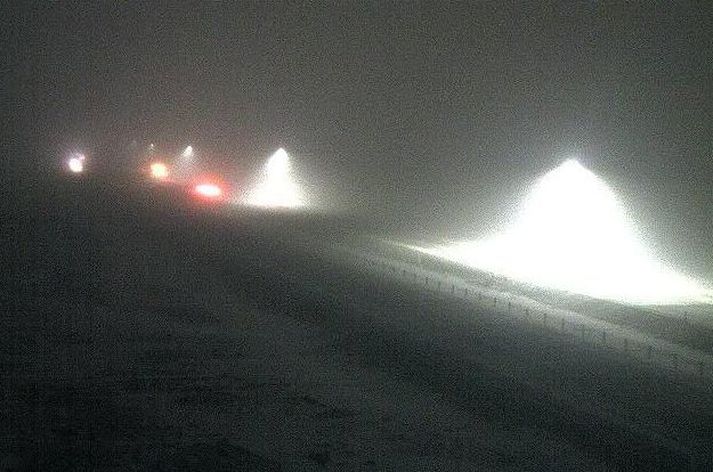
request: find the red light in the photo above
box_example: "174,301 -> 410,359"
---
193,183 -> 224,199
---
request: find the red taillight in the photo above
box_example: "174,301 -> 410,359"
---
193,183 -> 224,199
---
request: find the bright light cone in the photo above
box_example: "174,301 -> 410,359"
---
246,148 -> 304,208
420,159 -> 713,305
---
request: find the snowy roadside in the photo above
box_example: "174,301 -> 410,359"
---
328,238 -> 713,382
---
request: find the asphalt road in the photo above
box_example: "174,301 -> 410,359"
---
2,174 -> 712,470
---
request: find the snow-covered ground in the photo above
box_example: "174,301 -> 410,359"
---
332,238 -> 713,381
2,176 -> 712,470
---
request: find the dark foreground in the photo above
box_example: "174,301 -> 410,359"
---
2,175 -> 712,470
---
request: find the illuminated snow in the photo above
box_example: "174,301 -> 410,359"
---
420,160 -> 713,305
246,148 -> 304,208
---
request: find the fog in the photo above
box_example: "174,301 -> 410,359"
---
4,3 -> 712,275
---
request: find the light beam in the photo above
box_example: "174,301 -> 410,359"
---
246,148 -> 304,208
420,159 -> 713,305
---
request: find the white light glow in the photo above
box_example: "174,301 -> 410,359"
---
182,145 -> 193,158
67,153 -> 85,173
150,162 -> 169,180
246,148 -> 304,208
421,159 -> 713,305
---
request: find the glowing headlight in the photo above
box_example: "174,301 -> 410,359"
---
67,153 -> 86,173
150,162 -> 169,180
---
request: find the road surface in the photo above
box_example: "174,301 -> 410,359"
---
2,175 -> 712,470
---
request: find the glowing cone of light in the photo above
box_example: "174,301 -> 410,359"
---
246,148 -> 304,208
420,159 -> 712,305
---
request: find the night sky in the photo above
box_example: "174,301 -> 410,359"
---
4,1 -> 712,275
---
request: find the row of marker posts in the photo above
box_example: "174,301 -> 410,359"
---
373,257 -> 709,380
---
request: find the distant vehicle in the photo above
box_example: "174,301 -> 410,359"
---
66,153 -> 86,174
192,182 -> 225,200
149,162 -> 169,181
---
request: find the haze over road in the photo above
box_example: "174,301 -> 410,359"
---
2,176 -> 712,470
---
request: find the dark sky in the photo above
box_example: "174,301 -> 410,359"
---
4,1 -> 712,275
